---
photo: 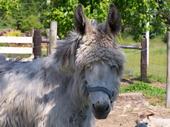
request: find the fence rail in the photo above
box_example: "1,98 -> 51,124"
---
120,37 -> 148,81
0,36 -> 33,54
0,47 -> 32,54
167,31 -> 170,108
0,36 -> 32,43
119,45 -> 142,50
0,22 -> 57,58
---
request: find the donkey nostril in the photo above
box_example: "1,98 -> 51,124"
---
111,91 -> 115,97
93,103 -> 110,113
105,105 -> 109,111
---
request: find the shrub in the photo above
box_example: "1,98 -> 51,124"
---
4,30 -> 22,36
20,15 -> 43,32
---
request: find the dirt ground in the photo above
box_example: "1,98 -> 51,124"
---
96,93 -> 170,127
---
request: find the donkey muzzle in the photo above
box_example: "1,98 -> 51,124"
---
86,86 -> 115,119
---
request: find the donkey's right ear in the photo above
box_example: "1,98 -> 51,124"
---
74,4 -> 86,35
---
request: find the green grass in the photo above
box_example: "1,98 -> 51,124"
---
148,37 -> 167,82
119,35 -> 167,83
120,81 -> 166,105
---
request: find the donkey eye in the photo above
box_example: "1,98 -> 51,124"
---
86,65 -> 93,71
110,65 -> 116,70
110,65 -> 119,73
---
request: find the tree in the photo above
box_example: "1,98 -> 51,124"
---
41,0 -> 78,38
0,0 -> 169,40
112,0 -> 170,40
0,0 -> 45,31
42,0 -> 170,39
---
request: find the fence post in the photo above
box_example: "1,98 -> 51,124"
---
141,37 -> 147,81
145,22 -> 150,65
166,31 -> 170,108
48,21 -> 57,54
33,29 -> 42,59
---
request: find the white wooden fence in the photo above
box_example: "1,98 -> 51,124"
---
0,36 -> 33,54
167,31 -> 170,108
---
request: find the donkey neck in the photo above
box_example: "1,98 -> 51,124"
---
60,74 -> 93,127
47,93 -> 93,127
46,81 -> 93,127
59,90 -> 93,127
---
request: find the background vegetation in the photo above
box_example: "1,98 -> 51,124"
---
120,81 -> 166,105
0,0 -> 170,39
120,35 -> 167,83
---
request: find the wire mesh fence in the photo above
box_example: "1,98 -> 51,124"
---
122,39 -> 167,83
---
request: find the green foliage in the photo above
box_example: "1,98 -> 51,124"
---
84,0 -> 110,22
120,82 -> 166,105
42,6 -> 75,38
0,0 -> 20,17
0,0 -> 169,40
121,82 -> 165,97
42,0 -> 111,38
20,15 -> 43,32
4,30 -> 22,36
42,0 -> 170,39
0,0 -> 45,31
120,35 -> 167,83
112,0 -> 169,40
0,15 -> 16,28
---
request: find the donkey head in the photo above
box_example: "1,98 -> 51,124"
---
73,4 -> 124,119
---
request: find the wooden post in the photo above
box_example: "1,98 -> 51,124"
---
141,37 -> 147,81
46,29 -> 50,55
146,22 -> 150,65
166,31 -> 170,107
33,29 -> 42,59
48,21 -> 57,54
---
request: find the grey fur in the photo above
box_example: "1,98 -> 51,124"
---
0,4 -> 125,127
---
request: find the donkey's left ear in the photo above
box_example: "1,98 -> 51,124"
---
74,4 -> 86,35
106,4 -> 121,35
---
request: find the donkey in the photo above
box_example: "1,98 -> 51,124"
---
0,4 -> 124,127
